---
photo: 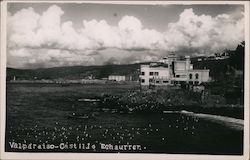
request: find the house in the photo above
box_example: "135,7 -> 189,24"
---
139,54 -> 210,88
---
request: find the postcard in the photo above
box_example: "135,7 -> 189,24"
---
0,1 -> 249,160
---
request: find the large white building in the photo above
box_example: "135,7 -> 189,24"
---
139,54 -> 210,88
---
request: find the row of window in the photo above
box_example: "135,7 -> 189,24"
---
189,73 -> 199,80
141,72 -> 200,80
141,79 -> 168,84
149,79 -> 169,83
141,72 -> 159,76
189,81 -> 200,85
175,73 -> 200,79
141,79 -> 200,85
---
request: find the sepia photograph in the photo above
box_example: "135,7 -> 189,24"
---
0,1 -> 249,159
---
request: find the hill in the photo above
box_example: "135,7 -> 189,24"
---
7,63 -> 142,81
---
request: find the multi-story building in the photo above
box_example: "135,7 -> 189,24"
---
139,54 -> 210,88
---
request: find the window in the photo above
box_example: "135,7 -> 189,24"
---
163,81 -> 168,83
149,72 -> 154,76
156,80 -> 160,83
189,81 -> 193,85
195,73 -> 199,79
176,75 -> 180,78
141,79 -> 145,83
189,74 -> 193,79
141,72 -> 145,75
194,81 -> 199,85
154,72 -> 159,76
149,79 -> 153,82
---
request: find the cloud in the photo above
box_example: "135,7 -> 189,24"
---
164,8 -> 244,54
8,7 -> 40,48
118,16 -> 165,50
7,5 -> 167,52
82,19 -> 121,49
7,5 -> 244,68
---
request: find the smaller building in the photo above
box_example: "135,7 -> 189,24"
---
108,75 -> 126,81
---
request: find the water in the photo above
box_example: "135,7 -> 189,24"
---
5,83 -> 243,154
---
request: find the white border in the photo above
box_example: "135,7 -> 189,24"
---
0,1 -> 249,160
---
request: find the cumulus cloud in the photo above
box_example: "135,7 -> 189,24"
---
7,5 -> 244,68
164,8 -> 244,54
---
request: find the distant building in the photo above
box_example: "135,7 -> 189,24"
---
108,75 -> 126,81
214,52 -> 230,60
139,54 -> 210,88
108,75 -> 132,82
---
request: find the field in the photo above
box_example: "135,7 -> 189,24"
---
6,83 -> 243,154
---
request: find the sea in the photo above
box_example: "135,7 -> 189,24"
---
5,83 -> 243,154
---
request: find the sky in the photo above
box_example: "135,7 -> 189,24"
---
7,3 -> 245,69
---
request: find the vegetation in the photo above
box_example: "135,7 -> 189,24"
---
100,89 -> 243,119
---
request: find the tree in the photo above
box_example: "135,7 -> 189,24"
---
229,41 -> 245,70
